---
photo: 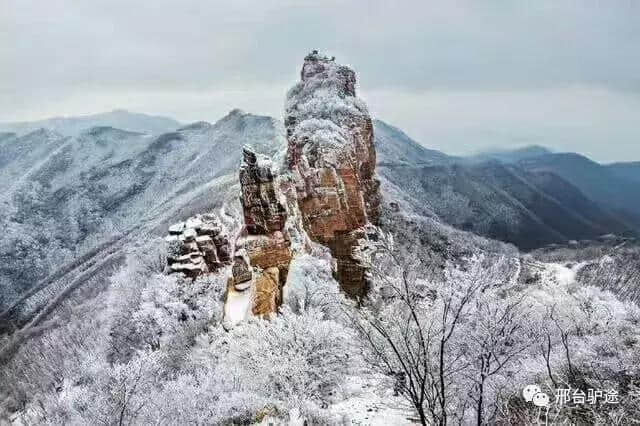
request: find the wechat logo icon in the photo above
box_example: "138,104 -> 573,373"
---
523,384 -> 550,408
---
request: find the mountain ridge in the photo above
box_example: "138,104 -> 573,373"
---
0,109 -> 182,137
468,145 -> 553,163
2,108 -> 640,311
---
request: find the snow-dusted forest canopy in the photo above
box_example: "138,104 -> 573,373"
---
2,210 -> 639,424
0,88 -> 639,424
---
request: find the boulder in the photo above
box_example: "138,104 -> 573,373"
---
183,228 -> 197,241
168,222 -> 185,235
166,213 -> 231,278
231,255 -> 252,285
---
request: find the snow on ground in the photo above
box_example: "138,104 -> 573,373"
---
223,285 -> 252,328
328,376 -> 418,425
509,257 -> 522,287
539,261 -> 586,286
256,375 -> 417,425
548,263 -> 577,286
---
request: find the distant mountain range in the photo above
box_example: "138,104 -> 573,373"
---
520,154 -> 640,226
0,109 -> 181,137
373,120 -> 640,249
607,161 -> 640,184
1,109 -> 639,308
378,158 -> 635,250
467,145 -> 553,163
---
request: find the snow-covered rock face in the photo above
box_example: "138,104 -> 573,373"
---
239,146 -> 287,235
225,146 -> 293,322
285,51 -> 371,169
284,51 -> 381,298
174,53 -> 381,322
166,214 -> 231,278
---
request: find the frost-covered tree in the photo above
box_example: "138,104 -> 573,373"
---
283,249 -> 347,319
220,307 -> 354,408
351,226 -> 531,425
462,291 -> 535,425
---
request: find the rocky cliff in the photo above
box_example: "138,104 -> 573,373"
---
227,147 -> 293,320
284,51 -> 380,298
166,52 -> 380,321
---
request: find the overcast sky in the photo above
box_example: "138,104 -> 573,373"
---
2,1 -> 639,162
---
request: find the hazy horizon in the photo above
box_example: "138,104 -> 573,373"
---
3,106 -> 640,165
2,1 -> 639,162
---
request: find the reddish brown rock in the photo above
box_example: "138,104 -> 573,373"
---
252,267 -> 280,317
177,52 -> 381,326
239,147 -> 287,235
228,147 -> 293,319
284,51 -> 380,298
243,232 -> 292,273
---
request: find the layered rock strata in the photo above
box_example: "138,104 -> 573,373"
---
165,214 -> 231,278
283,51 -> 381,298
226,147 -> 293,319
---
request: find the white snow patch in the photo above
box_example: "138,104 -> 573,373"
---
329,376 -> 417,425
541,261 -> 586,286
600,255 -> 615,265
183,228 -> 197,240
168,222 -> 185,234
234,281 -> 251,291
223,284 -> 253,328
185,216 -> 203,229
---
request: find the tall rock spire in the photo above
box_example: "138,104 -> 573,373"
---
225,146 -> 293,326
284,51 -> 381,298
172,52 -> 382,326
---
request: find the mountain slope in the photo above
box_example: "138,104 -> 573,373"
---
518,153 -> 640,224
0,129 -> 69,193
0,110 -> 283,310
373,120 -> 456,166
373,127 -> 640,248
378,161 -> 633,250
607,161 -> 640,184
